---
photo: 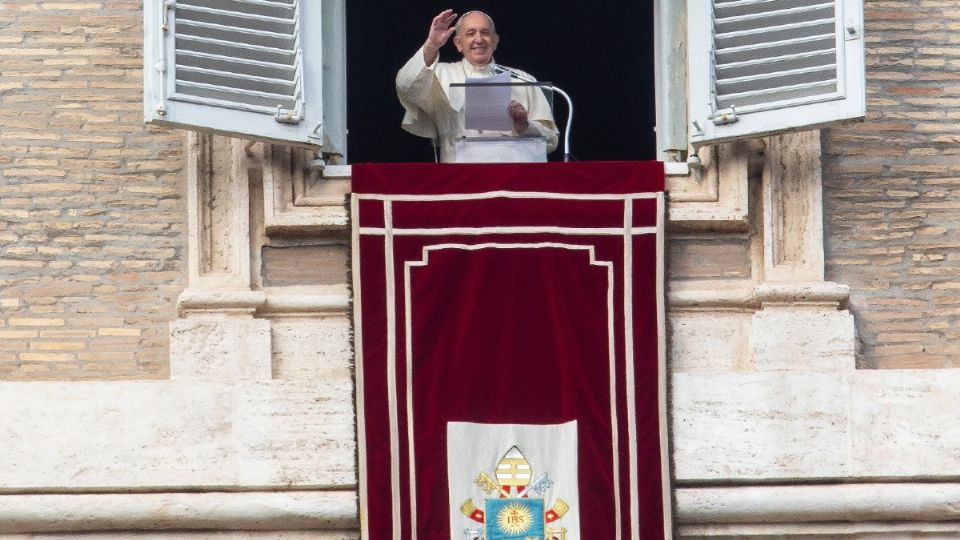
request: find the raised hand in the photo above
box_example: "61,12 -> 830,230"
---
423,9 -> 457,65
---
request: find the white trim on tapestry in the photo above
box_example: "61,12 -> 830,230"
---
403,242 -> 623,536
351,194 -> 371,540
623,197 -> 640,539
358,226 -> 659,237
604,243 -> 623,540
402,247 -> 419,538
360,191 -> 667,538
410,242 -> 607,260
383,200 -> 403,539
355,191 -> 659,202
657,193 -> 673,537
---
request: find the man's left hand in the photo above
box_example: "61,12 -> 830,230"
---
507,100 -> 529,134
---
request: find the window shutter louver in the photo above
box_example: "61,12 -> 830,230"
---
687,0 -> 865,147
173,0 -> 303,116
144,0 -> 346,155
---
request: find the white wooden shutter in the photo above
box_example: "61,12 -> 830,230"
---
687,0 -> 865,146
144,0 -> 346,155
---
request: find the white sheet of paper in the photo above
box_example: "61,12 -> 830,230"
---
464,72 -> 513,132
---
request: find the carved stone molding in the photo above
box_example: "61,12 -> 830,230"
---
666,142 -> 751,229
262,145 -> 350,235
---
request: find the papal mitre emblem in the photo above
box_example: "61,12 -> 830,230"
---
496,445 -> 533,492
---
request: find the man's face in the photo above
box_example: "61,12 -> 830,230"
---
453,12 -> 499,66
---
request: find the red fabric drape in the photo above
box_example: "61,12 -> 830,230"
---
353,162 -> 669,540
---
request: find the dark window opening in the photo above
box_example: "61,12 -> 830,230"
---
347,1 -> 656,163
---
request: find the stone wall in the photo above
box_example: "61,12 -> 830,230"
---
0,1 -> 185,380
823,0 -> 960,368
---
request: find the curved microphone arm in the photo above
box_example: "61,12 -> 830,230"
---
494,64 -> 574,162
548,85 -> 573,162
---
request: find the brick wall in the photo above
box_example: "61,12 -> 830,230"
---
824,0 -> 960,368
2,0 -> 949,375
0,1 -> 185,379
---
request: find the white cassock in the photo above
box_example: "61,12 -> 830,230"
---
396,46 -> 559,163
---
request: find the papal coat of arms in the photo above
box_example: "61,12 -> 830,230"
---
459,445 -> 570,540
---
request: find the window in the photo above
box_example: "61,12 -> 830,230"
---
142,1 -> 863,164
143,0 -> 346,157
345,2 -> 656,162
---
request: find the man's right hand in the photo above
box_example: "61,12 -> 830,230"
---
423,9 -> 457,66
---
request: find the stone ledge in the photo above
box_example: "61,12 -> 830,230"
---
674,370 -> 960,481
0,380 -> 356,490
176,287 -> 350,316
669,280 -> 850,309
0,491 -> 357,534
260,286 -> 351,315
177,289 -> 267,313
263,209 -> 349,236
754,281 -> 850,306
678,521 -> 960,539
676,483 -> 960,538
678,483 -> 960,524
0,534 -> 357,540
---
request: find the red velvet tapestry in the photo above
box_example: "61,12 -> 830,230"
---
352,161 -> 670,540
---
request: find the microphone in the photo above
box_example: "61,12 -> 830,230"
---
493,63 -> 535,83
493,64 -> 574,162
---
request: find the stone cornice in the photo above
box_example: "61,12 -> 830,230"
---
177,287 -> 350,316
669,280 -> 850,309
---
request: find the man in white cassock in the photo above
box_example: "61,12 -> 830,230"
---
396,9 -> 559,163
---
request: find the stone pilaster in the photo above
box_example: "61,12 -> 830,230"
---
170,133 -> 270,381
751,131 -> 854,371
